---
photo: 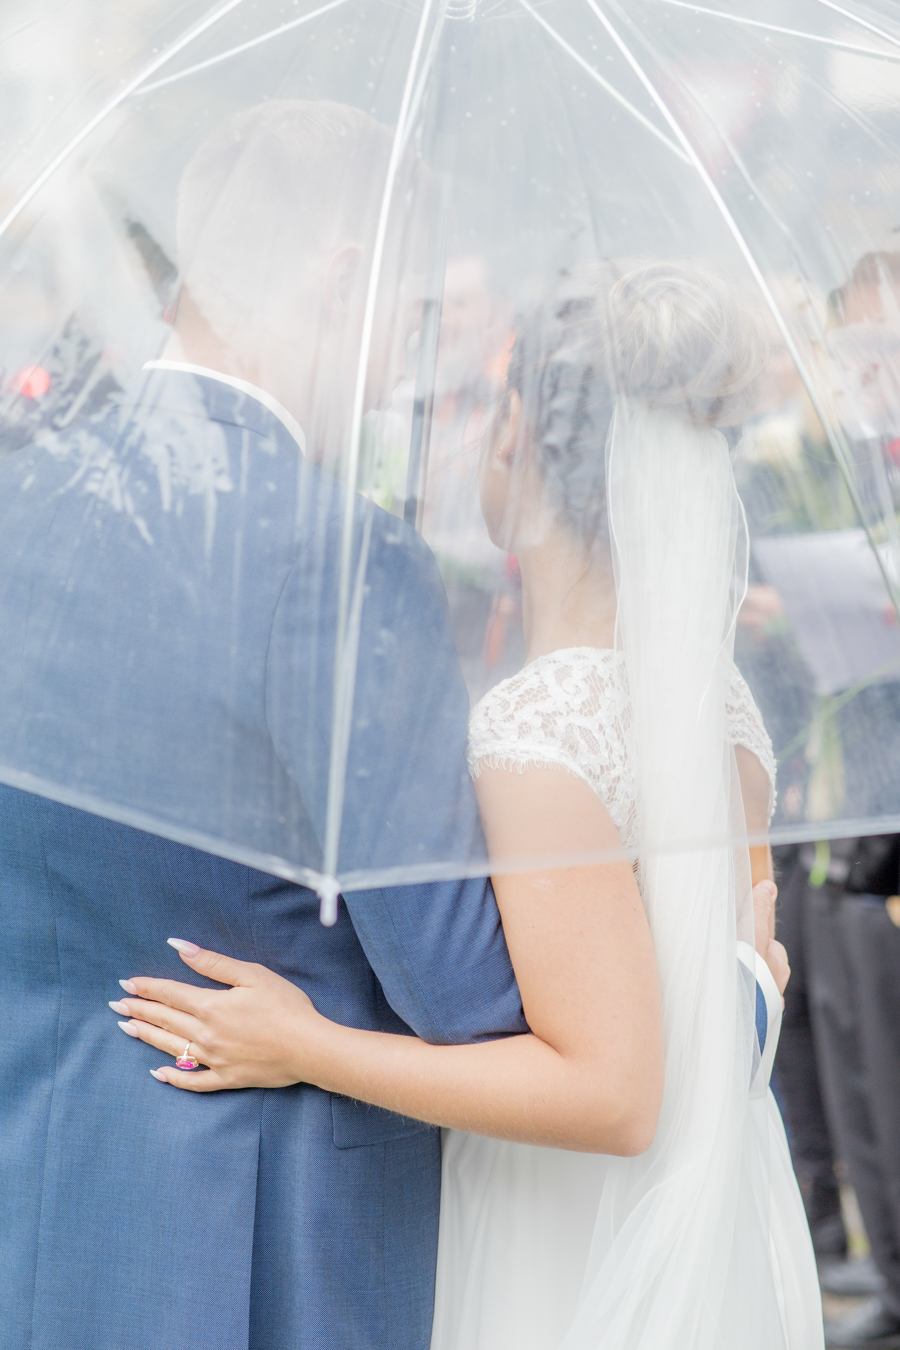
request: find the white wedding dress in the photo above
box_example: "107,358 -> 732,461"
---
430,646 -> 823,1350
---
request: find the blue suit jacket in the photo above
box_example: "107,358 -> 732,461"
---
0,370 -> 527,1350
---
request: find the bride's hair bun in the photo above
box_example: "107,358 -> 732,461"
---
505,258 -> 764,547
605,260 -> 767,426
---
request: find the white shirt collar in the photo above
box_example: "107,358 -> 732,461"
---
142,359 -> 306,454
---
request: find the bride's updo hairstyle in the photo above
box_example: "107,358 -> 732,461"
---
505,259 -> 767,548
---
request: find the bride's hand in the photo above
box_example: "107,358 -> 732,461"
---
752,880 -> 790,998
108,940 -> 329,1091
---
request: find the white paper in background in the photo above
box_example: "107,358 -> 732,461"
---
753,528 -> 900,696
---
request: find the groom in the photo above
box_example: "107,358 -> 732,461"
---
0,100 -> 527,1350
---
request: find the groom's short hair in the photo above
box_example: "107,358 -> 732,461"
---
177,99 -> 424,342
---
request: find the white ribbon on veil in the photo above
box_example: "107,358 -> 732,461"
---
560,398 -> 788,1350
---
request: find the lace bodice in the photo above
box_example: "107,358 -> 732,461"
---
467,647 -> 776,847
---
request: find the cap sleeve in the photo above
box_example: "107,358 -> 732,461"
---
466,650 -> 636,842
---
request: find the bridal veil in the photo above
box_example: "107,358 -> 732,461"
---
558,264 -> 821,1350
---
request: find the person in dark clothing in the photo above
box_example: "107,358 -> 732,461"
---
773,843 -> 849,1263
809,836 -> 900,1348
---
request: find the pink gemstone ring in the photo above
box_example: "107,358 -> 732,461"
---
175,1041 -> 199,1071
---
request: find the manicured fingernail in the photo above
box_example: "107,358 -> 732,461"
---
119,979 -> 137,995
150,1069 -> 167,1081
109,1000 -> 129,1015
117,1020 -> 140,1037
167,938 -> 200,956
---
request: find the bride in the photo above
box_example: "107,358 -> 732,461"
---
111,260 -> 822,1349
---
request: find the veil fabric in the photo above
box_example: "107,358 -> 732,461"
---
561,399 -> 788,1349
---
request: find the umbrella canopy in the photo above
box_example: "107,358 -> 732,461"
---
1,0 -> 899,913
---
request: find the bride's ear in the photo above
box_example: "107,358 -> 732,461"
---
479,388 -> 528,550
495,389 -> 522,465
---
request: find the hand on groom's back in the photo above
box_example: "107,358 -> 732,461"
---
109,876 -> 790,1099
111,940 -> 326,1091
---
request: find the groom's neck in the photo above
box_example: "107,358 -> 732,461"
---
162,291 -> 316,435
164,291 -> 260,386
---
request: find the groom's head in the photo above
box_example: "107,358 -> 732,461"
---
171,100 -> 429,446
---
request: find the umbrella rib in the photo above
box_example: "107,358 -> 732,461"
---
582,0 -> 900,632
481,0 -> 553,16
0,760 -> 331,896
650,0 -> 900,63
133,0 -> 354,97
809,0 -> 900,54
335,810 -> 900,890
0,0 -> 248,245
320,0 -> 440,917
517,0 -> 691,164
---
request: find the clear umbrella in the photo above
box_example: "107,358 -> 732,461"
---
6,5 -> 900,1346
0,0 -> 898,908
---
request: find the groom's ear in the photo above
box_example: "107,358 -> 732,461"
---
323,242 -> 364,318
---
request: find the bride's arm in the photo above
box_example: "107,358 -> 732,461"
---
113,764 -> 665,1156
735,744 -> 774,887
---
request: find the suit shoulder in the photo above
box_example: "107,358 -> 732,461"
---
361,499 -> 444,588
